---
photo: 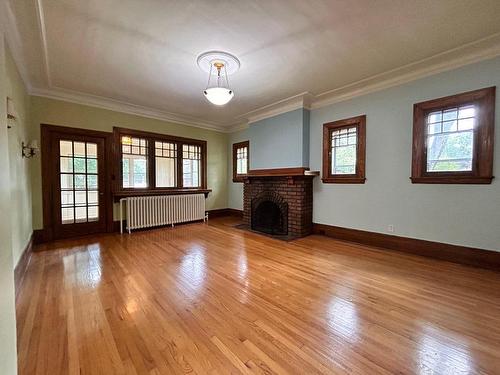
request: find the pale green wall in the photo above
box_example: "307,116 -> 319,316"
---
0,33 -> 19,375
6,45 -> 32,266
227,127 -> 250,210
29,97 -> 228,229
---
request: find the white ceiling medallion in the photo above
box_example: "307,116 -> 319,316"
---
197,51 -> 240,106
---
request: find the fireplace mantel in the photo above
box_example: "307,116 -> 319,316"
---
246,167 -> 319,178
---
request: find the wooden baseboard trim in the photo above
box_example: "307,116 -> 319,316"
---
14,233 -> 34,300
313,223 -> 500,271
207,208 -> 243,218
33,229 -> 48,244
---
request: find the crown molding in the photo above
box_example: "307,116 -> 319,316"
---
226,121 -> 249,132
237,92 -> 313,124
226,32 -> 500,132
1,0 -> 33,92
30,87 -> 229,132
310,32 -> 500,109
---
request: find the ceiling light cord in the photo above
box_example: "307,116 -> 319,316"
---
223,64 -> 231,93
206,63 -> 214,89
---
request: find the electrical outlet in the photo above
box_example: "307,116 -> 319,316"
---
387,224 -> 394,233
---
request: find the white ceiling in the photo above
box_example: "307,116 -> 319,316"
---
7,0 -> 500,131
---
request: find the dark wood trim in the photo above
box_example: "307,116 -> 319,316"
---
113,127 -> 208,145
313,223 -> 500,271
232,141 -> 249,182
247,167 -> 309,177
411,87 -> 495,184
409,176 -> 494,184
322,115 -> 366,184
113,189 -> 212,201
207,208 -> 244,218
14,233 -> 34,300
41,124 -> 114,241
113,127 -> 208,194
33,229 -> 47,244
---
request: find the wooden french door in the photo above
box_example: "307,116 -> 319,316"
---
48,131 -> 108,239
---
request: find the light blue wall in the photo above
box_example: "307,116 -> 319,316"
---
227,57 -> 500,251
310,56 -> 500,252
227,108 -> 310,210
248,108 -> 309,169
302,109 -> 310,167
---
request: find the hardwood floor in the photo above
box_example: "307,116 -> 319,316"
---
17,217 -> 500,374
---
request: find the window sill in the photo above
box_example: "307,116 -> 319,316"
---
322,177 -> 366,184
410,176 -> 494,184
233,175 -> 247,183
113,189 -> 212,201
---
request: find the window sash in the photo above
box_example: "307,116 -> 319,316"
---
233,141 -> 249,182
236,146 -> 248,175
155,141 -> 177,188
424,104 -> 476,173
410,87 -> 495,184
330,126 -> 357,175
322,116 -> 366,184
182,144 -> 202,188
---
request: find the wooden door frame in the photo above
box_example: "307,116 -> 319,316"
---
40,124 -> 114,241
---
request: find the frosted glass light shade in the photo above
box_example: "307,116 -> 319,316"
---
203,87 -> 234,105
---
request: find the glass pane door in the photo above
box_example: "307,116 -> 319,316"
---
59,140 -> 100,224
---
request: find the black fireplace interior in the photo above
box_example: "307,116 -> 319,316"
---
251,198 -> 288,235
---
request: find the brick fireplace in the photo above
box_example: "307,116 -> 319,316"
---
243,168 -> 316,239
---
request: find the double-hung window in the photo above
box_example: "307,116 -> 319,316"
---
121,136 -> 148,188
232,141 -> 249,182
411,87 -> 495,184
322,115 -> 366,183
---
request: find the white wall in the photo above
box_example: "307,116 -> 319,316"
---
310,56 -> 500,252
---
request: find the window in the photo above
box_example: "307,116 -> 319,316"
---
115,128 -> 207,192
182,144 -> 201,188
155,141 -> 177,188
233,141 -> 249,182
59,140 -> 100,223
322,115 -> 366,183
121,136 -> 148,188
411,87 -> 495,184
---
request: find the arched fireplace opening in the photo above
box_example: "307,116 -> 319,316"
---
251,193 -> 288,235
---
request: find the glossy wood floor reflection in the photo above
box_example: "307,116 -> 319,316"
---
17,217 -> 500,374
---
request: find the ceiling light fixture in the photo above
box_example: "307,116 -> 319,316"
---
197,51 -> 240,106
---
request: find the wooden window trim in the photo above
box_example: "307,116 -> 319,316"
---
322,115 -> 366,184
113,127 -> 208,194
232,141 -> 249,183
411,87 -> 495,184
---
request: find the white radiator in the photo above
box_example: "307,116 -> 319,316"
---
119,194 -> 207,233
